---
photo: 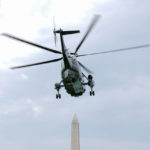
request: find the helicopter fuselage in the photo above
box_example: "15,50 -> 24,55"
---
61,50 -> 85,96
55,29 -> 86,96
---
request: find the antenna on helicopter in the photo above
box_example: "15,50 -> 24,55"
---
53,16 -> 57,47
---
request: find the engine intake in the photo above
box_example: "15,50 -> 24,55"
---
55,83 -> 61,90
88,75 -> 93,80
88,75 -> 94,87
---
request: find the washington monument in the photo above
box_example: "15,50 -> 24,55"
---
71,114 -> 80,150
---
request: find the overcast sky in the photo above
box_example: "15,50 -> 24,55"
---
0,0 -> 150,150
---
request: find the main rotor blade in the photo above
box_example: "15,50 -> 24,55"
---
1,33 -> 62,54
77,44 -> 150,57
10,57 -> 62,69
78,61 -> 93,74
74,15 -> 100,54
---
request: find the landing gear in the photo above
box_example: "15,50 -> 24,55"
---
82,74 -> 96,96
90,91 -> 95,96
56,94 -> 61,99
55,81 -> 63,99
88,75 -> 95,96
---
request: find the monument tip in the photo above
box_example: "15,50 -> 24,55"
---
72,113 -> 78,122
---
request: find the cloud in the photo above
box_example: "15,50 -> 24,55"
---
20,74 -> 29,80
81,139 -> 150,150
0,90 -> 4,95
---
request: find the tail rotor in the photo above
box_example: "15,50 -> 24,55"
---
53,17 -> 57,47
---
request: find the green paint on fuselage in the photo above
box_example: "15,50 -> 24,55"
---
61,67 -> 85,96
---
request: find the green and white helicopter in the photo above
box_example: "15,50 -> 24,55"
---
1,15 -> 150,98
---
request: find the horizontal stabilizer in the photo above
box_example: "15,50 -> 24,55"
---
55,30 -> 80,35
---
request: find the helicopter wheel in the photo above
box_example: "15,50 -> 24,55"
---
58,94 -> 61,99
90,91 -> 95,96
90,91 -> 92,96
92,91 -> 95,96
56,94 -> 61,99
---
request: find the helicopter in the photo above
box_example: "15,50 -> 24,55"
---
1,15 -> 150,99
